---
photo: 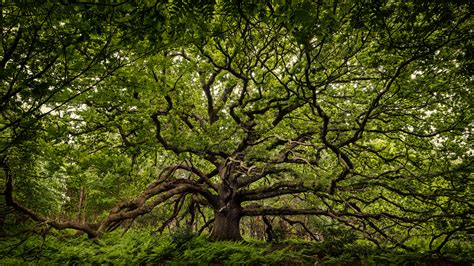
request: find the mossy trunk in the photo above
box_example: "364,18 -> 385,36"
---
210,201 -> 242,241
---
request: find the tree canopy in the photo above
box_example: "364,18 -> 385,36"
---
1,0 -> 472,254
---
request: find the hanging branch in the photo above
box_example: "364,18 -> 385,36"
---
281,217 -> 320,241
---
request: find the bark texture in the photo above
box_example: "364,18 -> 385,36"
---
210,202 -> 242,241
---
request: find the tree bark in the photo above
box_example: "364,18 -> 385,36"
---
210,201 -> 242,241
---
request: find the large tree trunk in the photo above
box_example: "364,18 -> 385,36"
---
210,201 -> 242,241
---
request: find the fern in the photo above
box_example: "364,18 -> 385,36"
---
0,229 -> 472,265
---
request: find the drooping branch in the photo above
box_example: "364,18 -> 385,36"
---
245,206 -> 413,247
239,181 -> 314,202
281,217 -> 320,241
2,156 -> 219,238
157,194 -> 187,234
1,159 -> 100,238
242,207 -> 330,217
198,218 -> 215,235
241,205 -> 472,225
112,178 -> 217,214
113,180 -> 215,233
99,166 -> 219,233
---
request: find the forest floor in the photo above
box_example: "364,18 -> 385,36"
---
0,228 -> 472,265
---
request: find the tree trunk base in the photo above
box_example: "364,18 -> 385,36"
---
210,208 -> 242,241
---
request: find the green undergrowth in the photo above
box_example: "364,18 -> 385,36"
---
0,228 -> 472,265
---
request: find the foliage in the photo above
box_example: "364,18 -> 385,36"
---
1,0 -> 473,257
0,229 -> 472,265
